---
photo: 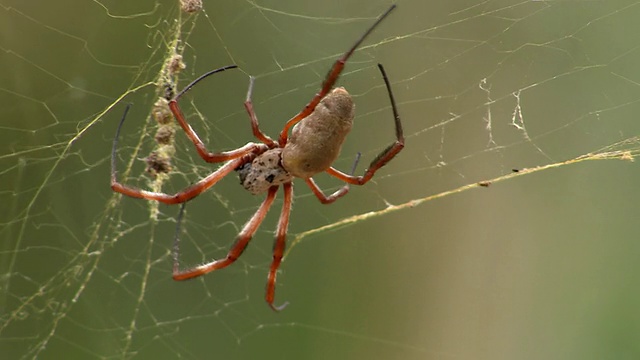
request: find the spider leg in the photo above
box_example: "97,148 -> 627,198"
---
326,63 -> 404,185
167,65 -> 264,162
173,65 -> 239,101
244,76 -> 277,147
169,100 -> 263,163
306,153 -> 361,204
266,182 -> 293,311
111,105 -> 265,204
172,186 -> 279,280
112,158 -> 246,204
277,4 -> 396,146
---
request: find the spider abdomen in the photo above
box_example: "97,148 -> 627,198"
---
282,87 -> 354,178
237,148 -> 293,194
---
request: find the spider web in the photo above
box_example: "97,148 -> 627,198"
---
2,0 -> 640,359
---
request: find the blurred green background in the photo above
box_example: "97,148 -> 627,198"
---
1,0 -> 640,359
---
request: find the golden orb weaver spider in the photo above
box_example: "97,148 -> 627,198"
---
111,4 -> 403,311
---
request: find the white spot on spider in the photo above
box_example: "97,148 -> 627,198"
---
237,148 -> 293,194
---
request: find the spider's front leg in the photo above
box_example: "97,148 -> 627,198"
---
244,76 -> 277,147
278,5 -> 397,146
167,65 -> 266,163
111,104 -> 268,204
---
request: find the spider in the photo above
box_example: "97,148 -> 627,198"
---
111,4 -> 403,311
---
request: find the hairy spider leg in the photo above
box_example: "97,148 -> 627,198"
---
111,102 -> 267,204
266,182 -> 293,311
325,63 -> 404,185
172,186 -> 278,280
244,76 -> 278,147
277,4 -> 397,147
167,65 -> 266,163
306,152 -> 361,204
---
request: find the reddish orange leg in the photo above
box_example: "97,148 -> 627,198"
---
306,153 -> 361,204
244,76 -> 277,147
327,63 -> 404,185
110,104 -> 266,204
305,178 -> 350,205
165,65 -> 265,162
278,4 -> 397,146
266,182 -> 293,311
112,157 -> 249,204
172,186 -> 278,280
169,65 -> 274,163
168,102 -> 262,163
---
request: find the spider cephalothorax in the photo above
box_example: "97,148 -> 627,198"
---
111,5 -> 403,311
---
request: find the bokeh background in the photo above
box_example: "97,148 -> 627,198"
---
1,0 -> 640,359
